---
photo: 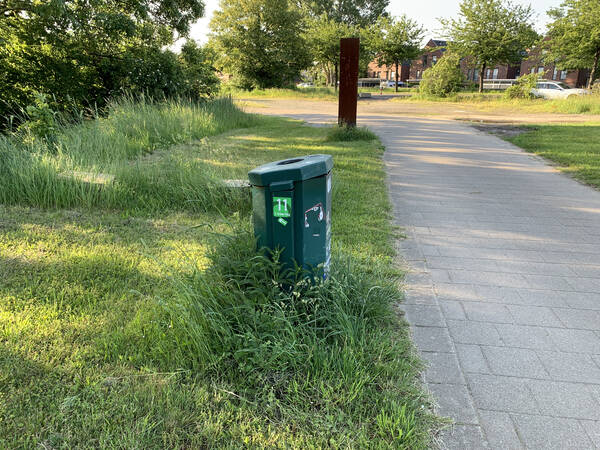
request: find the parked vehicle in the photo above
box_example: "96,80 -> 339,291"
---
297,82 -> 314,88
387,80 -> 405,88
531,81 -> 589,99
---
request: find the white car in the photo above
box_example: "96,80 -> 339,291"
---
297,82 -> 314,88
386,80 -> 404,88
531,81 -> 589,99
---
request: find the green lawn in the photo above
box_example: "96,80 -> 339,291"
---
0,100 -> 437,448
399,92 -> 600,115
506,123 -> 600,188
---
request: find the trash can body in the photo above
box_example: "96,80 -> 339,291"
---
249,155 -> 333,278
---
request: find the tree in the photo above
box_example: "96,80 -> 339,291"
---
419,53 -> 464,97
180,41 -> 221,98
0,0 -> 207,125
544,0 -> 600,89
372,15 -> 424,92
209,0 -> 310,89
304,16 -> 356,89
298,0 -> 389,27
441,0 -> 538,92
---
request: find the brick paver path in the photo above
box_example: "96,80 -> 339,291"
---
379,117 -> 600,449
246,102 -> 600,449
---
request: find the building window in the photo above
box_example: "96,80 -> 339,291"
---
423,56 -> 428,66
493,68 -> 499,79
417,70 -> 421,79
385,71 -> 389,79
538,66 -> 544,74
560,70 -> 568,80
553,68 -> 559,80
390,71 -> 395,79
474,70 -> 479,81
531,67 -> 535,74
467,69 -> 472,80
377,71 -> 381,78
432,56 -> 438,65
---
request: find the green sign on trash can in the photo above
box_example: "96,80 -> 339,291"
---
248,154 -> 333,279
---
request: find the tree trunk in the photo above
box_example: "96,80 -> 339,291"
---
395,61 -> 399,93
479,63 -> 486,93
588,49 -> 600,89
334,62 -> 339,92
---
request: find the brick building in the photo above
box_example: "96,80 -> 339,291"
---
367,36 -> 591,88
366,61 -> 410,82
520,46 -> 590,87
408,39 -> 448,81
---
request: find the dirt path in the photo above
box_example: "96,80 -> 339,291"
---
240,97 -> 600,124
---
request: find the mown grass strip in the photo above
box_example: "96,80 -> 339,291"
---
505,122 -> 600,188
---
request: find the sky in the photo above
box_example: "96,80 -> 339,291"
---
176,0 -> 561,49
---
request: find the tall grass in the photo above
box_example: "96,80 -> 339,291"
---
145,229 -> 433,447
0,97 -> 258,211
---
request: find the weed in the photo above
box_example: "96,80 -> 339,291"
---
326,124 -> 377,142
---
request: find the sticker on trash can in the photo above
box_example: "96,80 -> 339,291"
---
278,218 -> 288,226
273,197 -> 292,218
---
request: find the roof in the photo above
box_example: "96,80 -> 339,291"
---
430,40 -> 448,47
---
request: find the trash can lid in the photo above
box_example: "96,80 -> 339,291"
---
248,154 -> 333,186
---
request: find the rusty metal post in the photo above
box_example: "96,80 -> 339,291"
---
338,37 -> 359,127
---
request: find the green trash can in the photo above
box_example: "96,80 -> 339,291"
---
248,154 -> 333,279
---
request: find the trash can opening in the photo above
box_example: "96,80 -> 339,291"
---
277,158 -> 304,165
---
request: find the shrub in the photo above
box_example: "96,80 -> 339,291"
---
16,93 -> 57,144
505,73 -> 541,99
326,124 -> 377,142
419,53 -> 464,97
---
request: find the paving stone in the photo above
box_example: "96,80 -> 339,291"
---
546,328 -> 600,354
478,410 -> 523,450
494,323 -> 556,351
527,379 -> 600,420
438,424 -> 488,450
562,292 -> 600,310
402,304 -> 445,327
523,274 -> 574,291
474,285 -> 523,303
555,308 -> 600,330
511,414 -> 593,450
447,320 -> 503,346
481,346 -> 548,379
410,326 -> 454,353
422,352 -> 465,384
455,344 -> 490,374
428,383 -> 478,424
439,300 -> 467,321
537,351 -> 600,383
462,302 -> 514,323
515,289 -> 569,308
580,420 -> 600,448
506,305 -> 563,327
435,283 -> 482,301
466,374 -> 538,413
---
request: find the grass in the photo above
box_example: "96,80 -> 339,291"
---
399,91 -> 600,115
225,86 -> 414,101
505,122 -> 600,187
0,97 -> 258,212
0,99 -> 438,447
326,124 -> 378,142
225,86 -> 339,101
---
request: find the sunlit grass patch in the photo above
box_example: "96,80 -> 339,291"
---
505,122 -> 600,188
